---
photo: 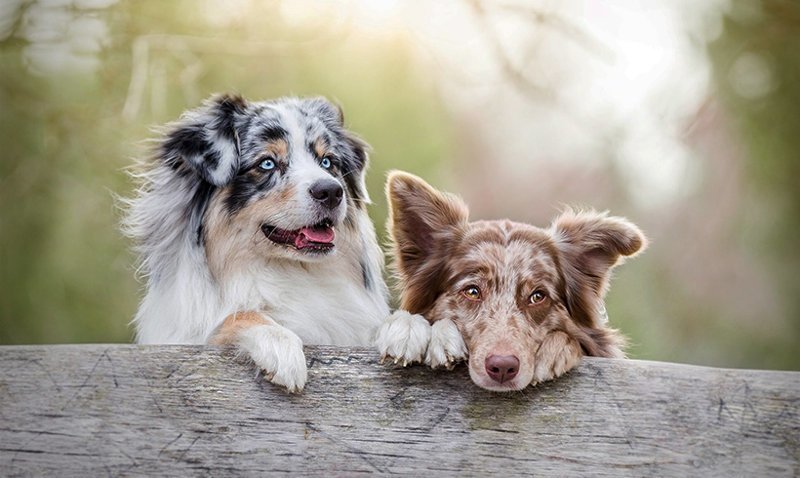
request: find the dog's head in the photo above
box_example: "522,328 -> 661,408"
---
386,171 -> 646,391
158,94 -> 370,268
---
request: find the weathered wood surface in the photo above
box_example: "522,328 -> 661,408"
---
0,345 -> 798,476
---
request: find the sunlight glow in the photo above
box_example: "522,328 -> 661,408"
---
13,0 -> 731,208
250,0 -> 730,208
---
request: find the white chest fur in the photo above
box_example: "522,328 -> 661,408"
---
134,235 -> 389,347
222,259 -> 389,345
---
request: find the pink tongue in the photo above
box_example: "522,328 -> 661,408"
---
295,226 -> 335,247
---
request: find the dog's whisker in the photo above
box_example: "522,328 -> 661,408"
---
339,168 -> 359,180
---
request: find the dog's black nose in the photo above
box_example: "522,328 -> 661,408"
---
309,180 -> 343,209
485,354 -> 520,383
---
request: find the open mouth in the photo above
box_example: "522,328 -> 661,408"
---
261,219 -> 335,253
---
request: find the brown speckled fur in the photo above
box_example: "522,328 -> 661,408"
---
386,171 -> 647,390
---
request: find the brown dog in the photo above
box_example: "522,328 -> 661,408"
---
375,171 -> 646,391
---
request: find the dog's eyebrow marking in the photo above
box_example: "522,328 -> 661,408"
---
262,139 -> 289,162
451,265 -> 493,284
308,135 -> 331,159
258,124 -> 288,143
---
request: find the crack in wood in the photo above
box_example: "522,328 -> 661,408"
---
158,433 -> 184,456
305,423 -> 388,473
60,353 -> 105,411
307,355 -> 367,369
0,345 -> 797,476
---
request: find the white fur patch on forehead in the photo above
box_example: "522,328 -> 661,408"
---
270,102 -> 307,154
303,114 -> 328,139
269,100 -> 333,163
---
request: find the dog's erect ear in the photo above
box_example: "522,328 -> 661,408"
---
160,93 -> 248,186
341,132 -> 371,205
551,209 -> 647,329
386,171 -> 469,313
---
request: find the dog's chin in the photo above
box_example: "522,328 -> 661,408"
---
260,218 -> 337,260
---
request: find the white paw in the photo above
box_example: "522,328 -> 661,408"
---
238,324 -> 308,393
425,318 -> 468,369
374,310 -> 431,366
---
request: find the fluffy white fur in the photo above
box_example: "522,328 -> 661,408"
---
238,322 -> 308,393
131,211 -> 388,346
124,95 -> 390,392
374,310 -> 432,366
425,318 -> 468,369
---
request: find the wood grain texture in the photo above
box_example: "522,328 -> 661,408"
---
0,345 -> 798,476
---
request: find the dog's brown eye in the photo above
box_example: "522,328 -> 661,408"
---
529,290 -> 547,305
462,285 -> 482,301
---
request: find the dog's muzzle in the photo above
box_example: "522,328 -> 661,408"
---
261,218 -> 336,252
309,179 -> 343,210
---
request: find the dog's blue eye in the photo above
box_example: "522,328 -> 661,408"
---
259,159 -> 276,171
320,157 -> 332,169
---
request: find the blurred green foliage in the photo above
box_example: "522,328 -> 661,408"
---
603,0 -> 800,371
709,0 -> 800,324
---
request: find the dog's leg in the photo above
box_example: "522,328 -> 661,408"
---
210,311 -> 307,393
374,310 -> 431,366
532,331 -> 582,384
425,318 -> 468,370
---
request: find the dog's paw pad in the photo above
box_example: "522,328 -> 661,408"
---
374,310 -> 431,366
425,319 -> 467,369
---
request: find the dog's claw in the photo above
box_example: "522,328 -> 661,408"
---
379,355 -> 387,365
374,311 -> 432,368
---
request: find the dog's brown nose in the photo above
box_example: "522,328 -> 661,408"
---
485,354 -> 520,383
309,180 -> 343,209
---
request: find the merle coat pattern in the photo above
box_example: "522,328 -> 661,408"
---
124,94 -> 389,392
375,172 -> 646,391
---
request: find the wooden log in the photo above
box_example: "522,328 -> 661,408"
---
0,345 -> 798,476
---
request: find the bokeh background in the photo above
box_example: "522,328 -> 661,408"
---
1,0 -> 798,370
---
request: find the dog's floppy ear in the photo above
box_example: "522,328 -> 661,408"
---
386,171 -> 469,313
341,132 -> 371,205
160,93 -> 248,186
551,209 -> 646,329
